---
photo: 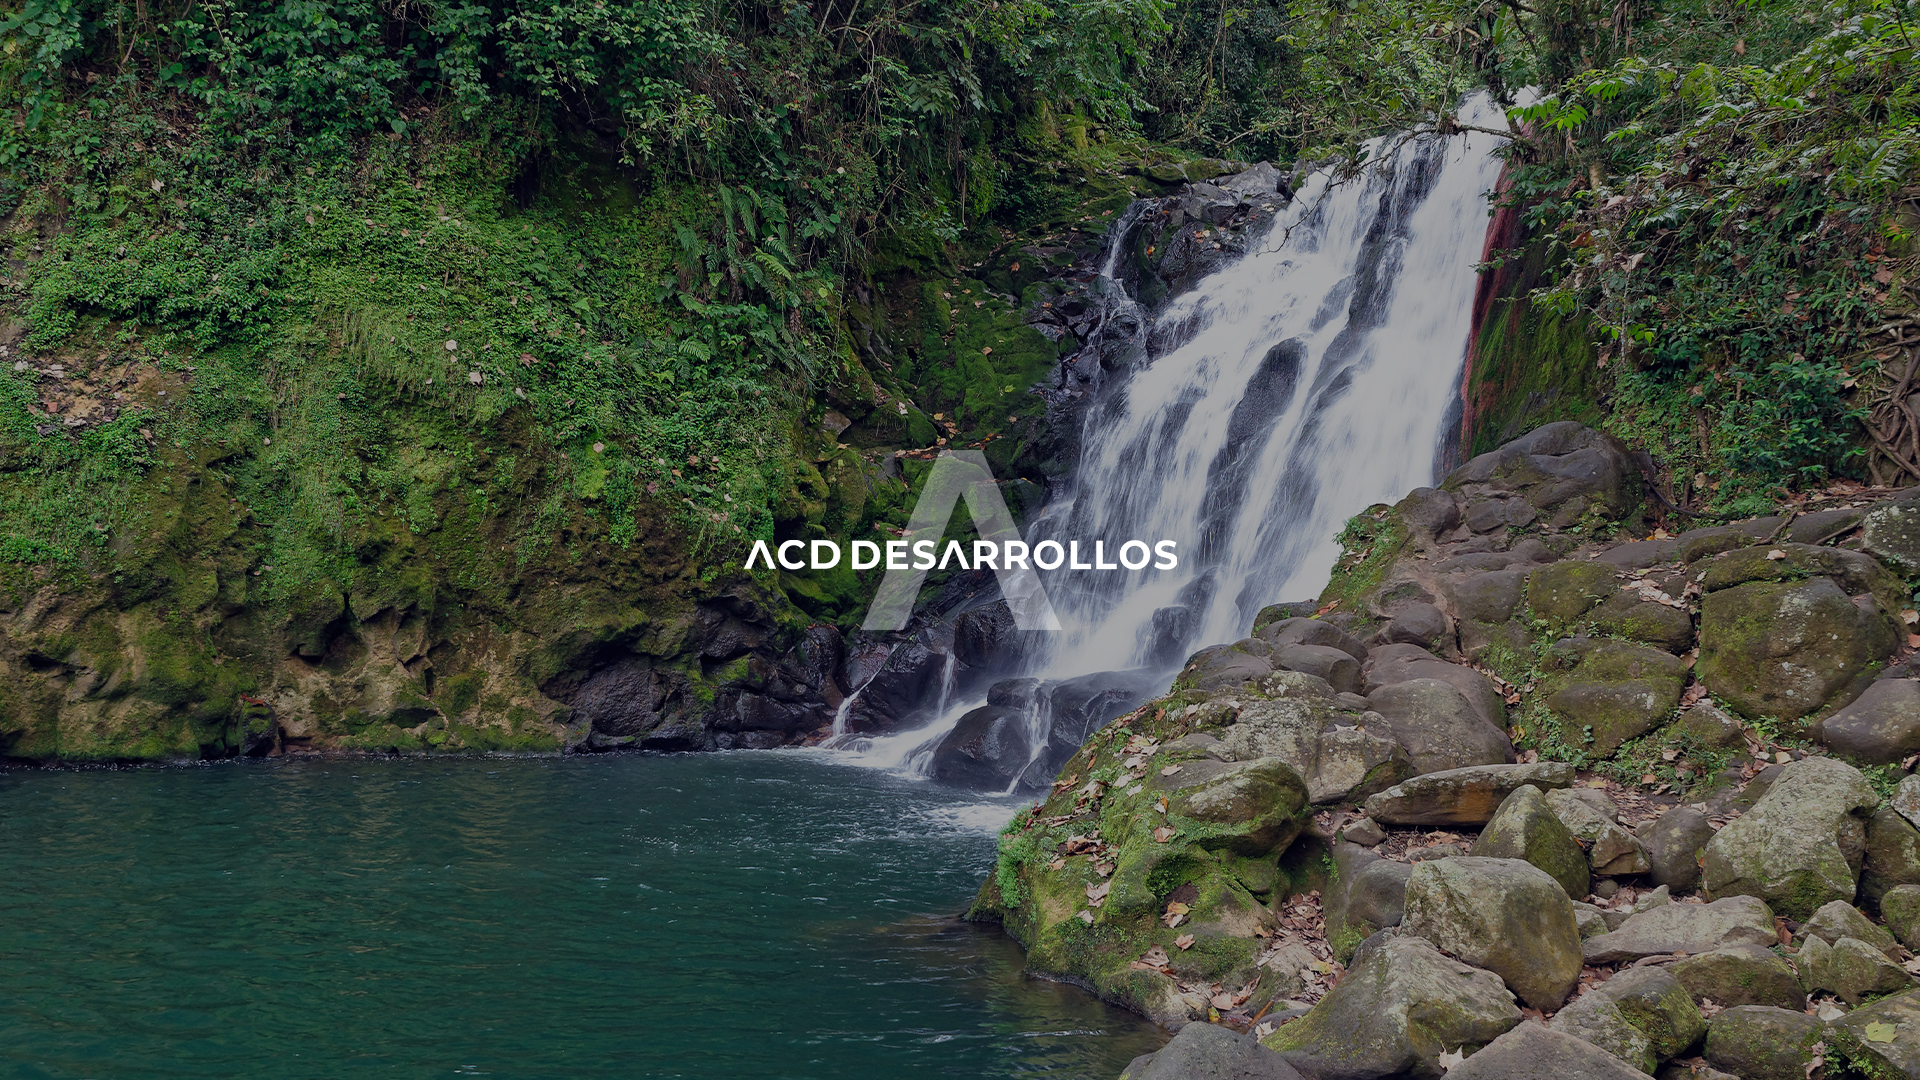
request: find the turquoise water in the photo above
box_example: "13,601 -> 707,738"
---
0,753 -> 1164,1079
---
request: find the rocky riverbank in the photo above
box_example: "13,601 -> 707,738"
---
967,421 -> 1920,1078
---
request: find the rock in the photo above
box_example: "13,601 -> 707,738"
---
1701,756 -> 1877,919
1673,702 -> 1747,750
1442,422 -> 1643,527
1403,856 -> 1584,1009
1588,591 -> 1696,654
1900,773 -> 1920,830
1473,785 -> 1591,899
1552,966 -> 1706,1069
1638,807 -> 1717,893
1800,898 -> 1902,959
1529,561 -> 1619,621
1447,1021 -> 1656,1080
1862,494 -> 1920,573
1363,644 -> 1507,729
1886,884 -> 1920,948
1186,643 -> 1277,692
1118,1018 -> 1308,1080
1700,542 -> 1904,603
1798,933 -> 1914,1004
1541,638 -> 1688,756
1326,859 -> 1416,961
1217,160 -> 1288,198
1655,1064 -> 1737,1080
1343,817 -> 1387,846
1167,757 -> 1311,856
1210,673 -> 1413,804
1364,763 -> 1578,827
1821,678 -> 1920,764
1548,788 -> 1652,877
1548,996 -> 1657,1075
1255,618 -> 1368,663
1273,644 -> 1361,694
1261,935 -> 1521,1079
1573,901 -> 1613,938
1581,896 -> 1779,964
1410,843 -> 1465,861
1366,678 -> 1515,774
1698,575 -> 1897,728
1398,486 -> 1464,549
1701,1006 -> 1826,1080
1670,944 -> 1806,1010
1380,603 -> 1454,655
1826,988 -> 1920,1079
926,705 -> 1031,790
1445,569 -> 1529,625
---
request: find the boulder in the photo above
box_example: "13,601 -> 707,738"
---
1581,896 -> 1779,964
1398,487 -> 1464,550
1701,1006 -> 1827,1080
1821,677 -> 1920,764
1825,988 -> 1920,1080
1185,643 -> 1277,692
1701,756 -> 1877,919
1366,679 -> 1515,774
1362,645 -> 1507,729
1261,934 -> 1521,1080
1886,884 -> 1920,949
1548,788 -> 1652,877
1255,618 -> 1368,663
1528,561 -> 1619,622
1638,807 -> 1716,892
1118,1019 -> 1308,1080
1402,857 -> 1584,1009
1673,702 -> 1746,749
1447,1021 -> 1655,1080
1210,674 -> 1414,804
1800,898 -> 1902,959
1442,422 -> 1643,528
1273,644 -> 1362,695
1588,591 -> 1697,654
1380,603 -> 1455,656
1364,763 -> 1577,827
1863,495 -> 1920,573
1472,785 -> 1591,899
1899,772 -> 1920,830
1444,569 -> 1529,626
1326,857 -> 1415,962
1797,933 -> 1914,1004
1670,944 -> 1806,1010
1698,575 -> 1897,728
926,705 -> 1031,790
1550,967 -> 1705,1072
1541,638 -> 1688,756
1167,757 -> 1311,857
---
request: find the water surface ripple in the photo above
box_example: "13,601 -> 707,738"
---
0,754 -> 1163,1078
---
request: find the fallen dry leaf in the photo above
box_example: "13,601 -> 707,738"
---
1153,826 -> 1176,843
1438,1047 -> 1465,1072
1175,933 -> 1196,950
1086,881 -> 1112,906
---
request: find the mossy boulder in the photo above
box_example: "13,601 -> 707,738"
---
1549,966 -> 1704,1072
1797,933 -> 1913,1004
1527,559 -> 1619,621
1540,636 -> 1687,756
1701,756 -> 1876,920
1703,1006 -> 1827,1080
1825,988 -> 1920,1080
1472,785 -> 1591,899
1886,884 -> 1920,949
1670,944 -> 1806,1011
1697,574 -> 1897,728
1260,934 -> 1521,1078
1402,856 -> 1584,1009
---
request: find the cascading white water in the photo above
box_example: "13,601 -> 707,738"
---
1037,94 -> 1514,674
822,95 -> 1515,782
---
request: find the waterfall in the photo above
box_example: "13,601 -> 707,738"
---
1036,94 -> 1514,675
826,94 -> 1515,785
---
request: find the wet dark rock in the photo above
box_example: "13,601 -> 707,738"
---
927,705 -> 1031,790
1143,605 -> 1198,668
